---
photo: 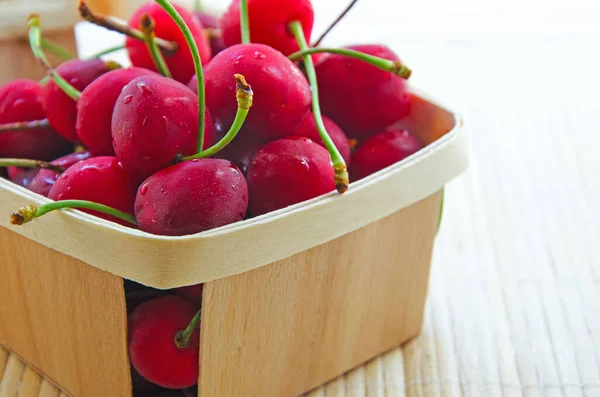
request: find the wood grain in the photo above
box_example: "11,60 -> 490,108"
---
0,230 -> 131,397
198,191 -> 442,397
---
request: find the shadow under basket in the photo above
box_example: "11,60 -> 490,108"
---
0,89 -> 468,397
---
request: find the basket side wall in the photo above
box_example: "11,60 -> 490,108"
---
198,191 -> 442,397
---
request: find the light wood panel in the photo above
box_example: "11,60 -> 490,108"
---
198,191 -> 442,397
0,230 -> 131,397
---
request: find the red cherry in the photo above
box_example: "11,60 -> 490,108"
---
76,67 -> 157,156
48,157 -> 138,225
28,151 -> 93,197
221,0 -> 314,56
194,12 -> 226,56
174,284 -> 203,306
135,158 -> 248,236
247,136 -> 335,216
316,45 -> 411,138
43,59 -> 112,142
215,130 -> 262,175
112,74 -> 215,182
126,2 -> 211,83
350,129 -> 422,181
0,79 -> 71,160
128,295 -> 200,389
7,167 -> 39,188
294,113 -> 351,165
199,43 -> 310,142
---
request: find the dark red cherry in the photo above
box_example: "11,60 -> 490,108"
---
126,2 -> 211,83
294,113 -> 351,165
48,156 -> 138,225
7,167 -> 38,188
316,44 -> 411,138
28,151 -> 93,197
43,59 -> 112,142
135,158 -> 248,236
221,0 -> 314,56
247,136 -> 335,216
0,79 -> 71,160
194,12 -> 226,55
112,74 -> 215,182
199,43 -> 310,142
76,67 -> 157,156
174,284 -> 203,306
350,129 -> 422,181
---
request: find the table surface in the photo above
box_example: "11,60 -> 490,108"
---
2,0 -> 600,396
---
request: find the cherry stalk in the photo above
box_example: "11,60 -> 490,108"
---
313,0 -> 359,47
10,200 -> 137,226
0,158 -> 65,173
0,119 -> 50,133
240,0 -> 250,44
288,21 -> 349,193
40,38 -> 76,61
140,13 -> 172,78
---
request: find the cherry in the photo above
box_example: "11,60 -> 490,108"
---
316,44 -> 411,138
43,59 -> 114,142
199,43 -> 311,142
77,67 -> 157,156
294,113 -> 351,165
0,79 -> 71,160
47,157 -> 138,225
194,13 -> 226,55
135,158 -> 248,236
112,74 -> 215,182
220,0 -> 314,56
214,131 -> 261,175
7,167 -> 39,188
28,151 -> 93,197
247,136 -> 335,216
126,2 -> 211,83
350,129 -> 422,181
128,295 -> 201,389
174,284 -> 203,306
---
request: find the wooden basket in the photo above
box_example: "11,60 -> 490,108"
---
0,89 -> 467,397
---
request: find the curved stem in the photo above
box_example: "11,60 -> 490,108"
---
289,47 -> 412,79
313,0 -> 359,47
154,0 -> 206,152
240,0 -> 251,44
182,74 -> 253,161
0,158 -> 65,173
10,200 -> 137,226
40,38 -> 77,61
437,187 -> 445,233
194,0 -> 202,12
175,308 -> 202,349
140,13 -> 172,78
87,44 -> 126,59
28,15 -> 82,101
78,0 -> 178,54
288,21 -> 349,194
0,119 -> 50,133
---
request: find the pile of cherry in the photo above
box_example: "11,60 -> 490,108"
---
1,0 -> 424,394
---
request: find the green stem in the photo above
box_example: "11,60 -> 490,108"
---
182,74 -> 253,161
140,13 -> 172,78
154,0 -> 206,152
40,38 -> 77,61
240,0 -> 251,44
87,44 -> 126,59
194,0 -> 202,12
0,158 -> 65,173
174,308 -> 202,349
288,21 -> 349,194
27,15 -> 82,101
10,200 -> 137,226
0,119 -> 50,133
289,47 -> 412,79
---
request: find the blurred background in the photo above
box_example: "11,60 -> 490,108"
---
1,0 -> 599,395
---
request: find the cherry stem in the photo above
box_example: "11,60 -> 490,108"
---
10,200 -> 137,226
0,158 -> 65,173
0,119 -> 50,133
313,0 -> 359,47
437,187 -> 445,233
194,0 -> 202,12
288,21 -> 349,194
240,0 -> 251,44
140,13 -> 172,78
154,0 -> 206,152
87,44 -> 126,59
182,74 -> 253,161
174,308 -> 202,350
40,38 -> 77,61
78,0 -> 178,54
27,14 -> 82,101
289,47 -> 412,79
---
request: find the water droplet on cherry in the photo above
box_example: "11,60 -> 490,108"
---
253,52 -> 266,60
123,95 -> 133,104
140,183 -> 149,195
137,82 -> 152,94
